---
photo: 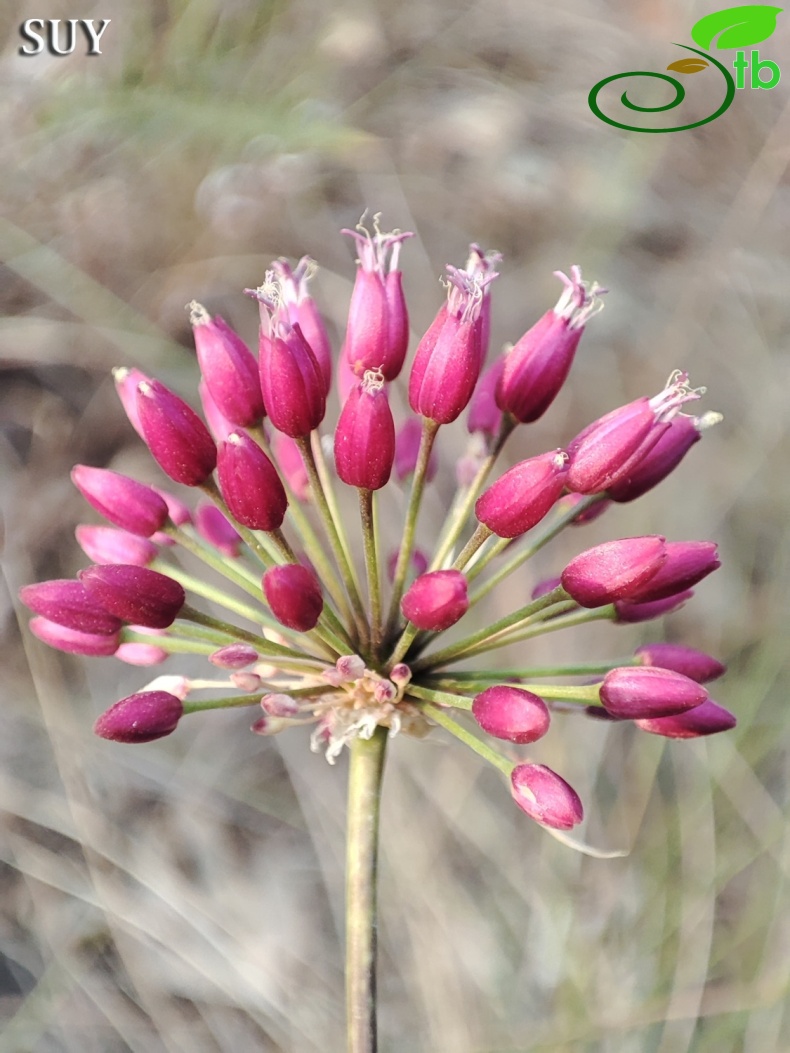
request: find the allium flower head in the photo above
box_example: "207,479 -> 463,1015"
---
23,214 -> 732,836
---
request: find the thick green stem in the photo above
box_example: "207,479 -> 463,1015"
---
346,726 -> 388,1053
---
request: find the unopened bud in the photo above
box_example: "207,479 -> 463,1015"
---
262,563 -> 323,631
79,565 -> 186,629
71,466 -> 169,538
94,690 -> 183,743
472,686 -> 551,743
401,570 -> 469,631
510,763 -> 584,830
599,666 -> 708,719
561,536 -> 667,608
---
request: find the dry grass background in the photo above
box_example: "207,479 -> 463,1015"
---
1,0 -> 789,1049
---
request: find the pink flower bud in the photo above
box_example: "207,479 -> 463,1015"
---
409,265 -> 492,424
116,641 -> 169,666
208,643 -> 260,669
334,372 -> 396,490
635,643 -> 726,683
343,224 -> 413,380
20,579 -> 123,635
151,487 -> 192,527
472,686 -> 550,743
256,318 -> 326,438
272,258 -> 334,392
599,666 -> 708,719
475,450 -> 569,539
510,763 -> 583,830
71,465 -> 169,537
560,536 -> 667,608
75,525 -> 157,567
566,372 -> 705,495
614,589 -> 694,623
387,546 -> 429,583
262,693 -> 300,717
79,565 -> 186,629
467,356 -> 505,437
194,503 -> 242,558
531,576 -> 562,599
627,541 -> 720,603
337,655 -> 366,680
394,418 -> 438,482
272,433 -> 310,502
199,379 -> 237,442
635,699 -> 737,738
112,367 -> 150,438
189,302 -> 264,427
262,563 -> 323,631
232,672 -> 262,691
136,379 -> 217,486
465,244 -> 501,363
217,430 -> 288,530
496,267 -> 605,423
608,413 -> 714,503
401,570 -> 469,631
94,690 -> 183,743
29,616 -> 120,657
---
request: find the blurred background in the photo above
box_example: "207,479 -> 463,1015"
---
1,0 -> 789,1049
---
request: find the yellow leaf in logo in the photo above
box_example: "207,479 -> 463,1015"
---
666,58 -> 710,74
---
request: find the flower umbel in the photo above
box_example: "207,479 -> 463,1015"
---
23,216 -> 732,840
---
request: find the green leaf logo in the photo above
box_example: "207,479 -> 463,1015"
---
667,57 -> 710,73
691,5 -> 783,49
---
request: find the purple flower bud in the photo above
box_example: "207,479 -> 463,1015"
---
465,244 -> 501,363
387,546 -> 429,583
343,224 -> 413,380
334,372 -> 396,491
627,541 -> 720,603
136,379 -> 217,486
28,616 -> 120,657
337,655 -> 367,680
608,413 -> 717,503
614,589 -> 694,623
256,318 -> 326,438
475,450 -> 569,539
112,366 -> 150,438
472,686 -> 550,743
496,267 -> 605,423
151,487 -> 193,526
75,525 -> 157,567
531,576 -> 563,599
189,302 -> 264,427
20,579 -> 123,635
116,641 -> 169,666
635,643 -> 726,683
467,356 -> 505,437
217,430 -> 288,530
272,433 -> 311,502
394,418 -> 438,482
71,465 -> 169,538
262,564 -> 323,631
558,492 -> 611,526
194,503 -> 242,558
94,690 -> 183,743
272,258 -> 334,393
401,570 -> 469,631
79,565 -> 186,629
599,666 -> 708,719
635,699 -> 737,739
262,693 -> 301,717
209,643 -> 260,669
409,264 -> 493,424
561,536 -> 667,608
510,763 -> 584,830
199,379 -> 237,442
567,372 -> 705,495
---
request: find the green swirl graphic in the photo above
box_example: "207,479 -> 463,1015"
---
588,44 -> 736,133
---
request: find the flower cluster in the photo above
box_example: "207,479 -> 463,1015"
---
21,216 -> 734,833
